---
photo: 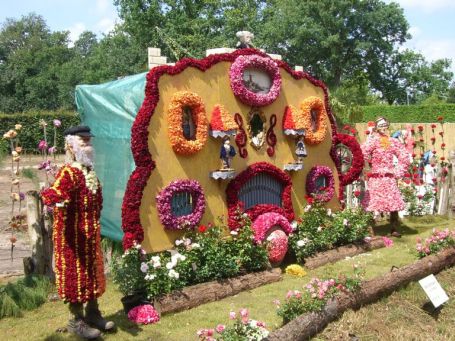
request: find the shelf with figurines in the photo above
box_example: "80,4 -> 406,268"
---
209,104 -> 238,180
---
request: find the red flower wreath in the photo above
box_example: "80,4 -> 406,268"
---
331,133 -> 364,186
226,162 -> 294,230
122,48 -> 339,250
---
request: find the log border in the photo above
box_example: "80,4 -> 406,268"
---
154,268 -> 282,315
304,237 -> 385,269
268,247 -> 455,341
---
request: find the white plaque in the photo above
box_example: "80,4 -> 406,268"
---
418,274 -> 449,308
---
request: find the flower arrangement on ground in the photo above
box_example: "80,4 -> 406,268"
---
289,200 -> 372,262
275,266 -> 364,324
416,228 -> 455,258
285,264 -> 306,277
197,308 -> 269,341
112,218 -> 269,301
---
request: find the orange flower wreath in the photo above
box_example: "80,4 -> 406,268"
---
168,91 -> 208,155
299,96 -> 328,145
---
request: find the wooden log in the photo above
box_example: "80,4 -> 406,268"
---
304,237 -> 385,270
154,268 -> 282,315
268,247 -> 455,341
25,190 -> 54,279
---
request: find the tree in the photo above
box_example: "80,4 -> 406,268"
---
0,13 -> 74,112
260,0 -> 409,88
114,0 -> 266,60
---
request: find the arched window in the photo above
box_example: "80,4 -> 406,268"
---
238,172 -> 284,210
171,192 -> 194,216
182,106 -> 196,140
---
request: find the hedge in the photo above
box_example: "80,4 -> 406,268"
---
0,111 -> 80,153
360,104 -> 455,123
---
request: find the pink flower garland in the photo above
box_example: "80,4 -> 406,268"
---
305,165 -> 335,202
229,54 -> 282,107
127,304 -> 160,325
252,212 -> 293,243
156,179 -> 206,230
122,48 -> 339,250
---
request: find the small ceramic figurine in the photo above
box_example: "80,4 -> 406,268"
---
220,136 -> 236,170
236,31 -> 255,49
295,135 -> 307,163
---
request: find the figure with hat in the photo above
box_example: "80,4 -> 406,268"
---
41,126 -> 115,339
361,117 -> 410,237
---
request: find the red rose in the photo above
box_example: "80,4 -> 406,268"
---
431,124 -> 436,129
430,137 -> 435,141
440,157 -> 445,161
432,150 -> 437,154
354,190 -> 361,197
350,128 -> 357,134
417,195 -> 423,200
418,125 -> 424,131
439,131 -> 444,137
411,153 -> 416,158
198,224 -> 207,233
437,116 -> 444,121
365,130 -> 370,135
410,128 -> 415,134
343,125 -> 351,131
441,143 -> 446,148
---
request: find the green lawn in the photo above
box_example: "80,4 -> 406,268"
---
0,215 -> 453,340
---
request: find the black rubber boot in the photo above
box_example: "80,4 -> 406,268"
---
68,303 -> 101,339
85,299 -> 115,332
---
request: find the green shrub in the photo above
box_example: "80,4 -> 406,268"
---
360,104 -> 455,123
289,202 -> 372,263
0,111 -> 80,153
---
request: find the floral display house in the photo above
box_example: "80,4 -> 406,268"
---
122,49 -> 362,252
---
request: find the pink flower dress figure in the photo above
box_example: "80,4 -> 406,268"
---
361,117 -> 410,236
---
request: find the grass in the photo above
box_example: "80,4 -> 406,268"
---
0,216 -> 453,340
21,167 -> 40,189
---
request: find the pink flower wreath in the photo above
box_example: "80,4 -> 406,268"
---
156,179 -> 206,230
229,54 -> 282,107
305,165 -> 335,202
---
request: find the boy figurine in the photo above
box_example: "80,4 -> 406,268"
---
220,136 -> 236,170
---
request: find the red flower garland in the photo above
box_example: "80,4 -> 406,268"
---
226,162 -> 294,230
331,133 -> 364,186
122,48 -> 338,250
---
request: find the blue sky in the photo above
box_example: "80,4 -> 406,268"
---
0,0 -> 454,74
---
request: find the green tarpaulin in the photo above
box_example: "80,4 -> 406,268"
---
75,72 -> 147,241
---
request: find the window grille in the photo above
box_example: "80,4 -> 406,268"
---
171,192 -> 193,216
238,173 -> 283,210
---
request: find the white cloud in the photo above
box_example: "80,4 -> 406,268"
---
67,22 -> 86,47
408,26 -> 421,39
96,17 -> 116,34
392,0 -> 455,13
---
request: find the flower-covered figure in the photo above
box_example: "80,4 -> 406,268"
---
220,136 -> 236,170
41,126 -> 115,339
361,117 -> 410,237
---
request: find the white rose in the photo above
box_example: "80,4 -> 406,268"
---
317,226 -> 323,232
153,261 -> 161,269
291,221 -> 298,230
327,209 -> 332,216
230,230 -> 238,236
166,262 -> 174,270
175,239 -> 183,246
151,256 -> 160,263
191,243 -> 200,249
343,219 -> 349,226
140,262 -> 149,273
297,240 -> 305,247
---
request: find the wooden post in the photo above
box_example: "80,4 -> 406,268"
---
25,190 -> 54,279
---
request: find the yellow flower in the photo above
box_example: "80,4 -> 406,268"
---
285,264 -> 306,277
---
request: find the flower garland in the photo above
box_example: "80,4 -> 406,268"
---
122,48 -> 339,250
252,212 -> 293,243
331,133 -> 364,186
266,229 -> 289,264
72,162 -> 99,194
266,114 -> 277,157
300,96 -> 328,145
234,113 -> 248,158
305,165 -> 335,202
210,104 -> 238,132
156,179 -> 206,230
226,162 -> 294,230
229,54 -> 282,107
167,91 -> 208,155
